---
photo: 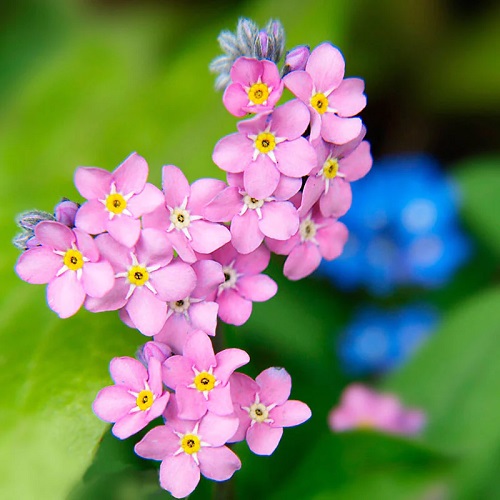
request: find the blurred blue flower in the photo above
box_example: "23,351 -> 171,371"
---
338,304 -> 439,376
319,155 -> 471,295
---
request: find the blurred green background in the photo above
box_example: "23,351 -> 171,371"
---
1,0 -> 499,498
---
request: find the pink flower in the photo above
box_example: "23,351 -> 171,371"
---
204,176 -> 299,255
85,229 -> 197,336
143,166 -> 231,263
154,260 -> 224,354
211,242 -> 277,326
299,132 -> 372,218
267,197 -> 349,280
74,152 -> 164,247
135,395 -> 241,499
92,356 -> 170,439
223,57 -> 284,117
212,100 -> 316,199
328,384 -> 426,435
15,221 -> 114,318
283,42 -> 366,145
163,330 -> 250,421
229,367 -> 312,455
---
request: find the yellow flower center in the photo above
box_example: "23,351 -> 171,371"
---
248,402 -> 269,423
248,83 -> 270,105
323,158 -> 339,179
105,193 -> 127,215
136,389 -> 154,411
254,132 -> 276,154
127,265 -> 149,286
63,249 -> 84,271
311,92 -> 329,114
181,434 -> 201,455
193,371 -> 216,392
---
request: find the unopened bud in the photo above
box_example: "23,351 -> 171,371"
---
283,45 -> 310,76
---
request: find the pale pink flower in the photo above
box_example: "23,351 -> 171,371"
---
211,242 -> 277,326
75,152 -> 164,247
283,42 -> 366,145
299,132 -> 372,218
15,221 -> 114,318
328,384 -> 426,435
229,367 -> 312,455
143,166 -> 230,263
212,100 -> 316,199
92,356 -> 170,439
223,57 -> 284,117
135,395 -> 241,499
85,229 -> 196,336
154,259 -> 224,354
162,330 -> 250,421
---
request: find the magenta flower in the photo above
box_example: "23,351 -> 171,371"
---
229,367 -> 312,455
211,242 -> 277,326
212,100 -> 316,199
74,152 -> 164,248
223,57 -> 284,117
299,132 -> 373,218
328,384 -> 426,435
204,176 -> 299,255
92,356 -> 170,439
267,197 -> 349,280
85,229 -> 197,336
135,395 -> 241,499
142,166 -> 231,263
283,42 -> 366,145
163,330 -> 250,421
15,221 -> 114,318
154,259 -> 224,354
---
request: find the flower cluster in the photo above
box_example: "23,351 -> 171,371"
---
13,17 -> 373,498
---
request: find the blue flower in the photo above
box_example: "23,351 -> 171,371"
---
318,155 -> 471,294
338,304 -> 439,376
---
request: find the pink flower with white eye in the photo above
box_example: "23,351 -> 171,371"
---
142,166 -> 230,263
211,242 -> 277,326
92,356 -> 170,440
15,221 -> 114,318
204,175 -> 299,255
328,384 -> 426,435
229,367 -> 311,455
267,198 -> 349,281
154,259 -> 224,354
85,228 -> 197,336
212,100 -> 316,199
74,152 -> 164,248
223,57 -> 284,117
299,131 -> 373,218
283,42 -> 366,145
135,395 -> 241,499
162,330 -> 250,421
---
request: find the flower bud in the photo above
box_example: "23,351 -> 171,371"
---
55,199 -> 79,227
137,341 -> 172,366
283,45 -> 310,76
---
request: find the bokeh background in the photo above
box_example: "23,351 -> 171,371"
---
1,0 -> 499,498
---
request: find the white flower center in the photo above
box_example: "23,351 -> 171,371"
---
220,265 -> 238,290
170,207 -> 191,229
299,218 -> 317,242
169,297 -> 191,313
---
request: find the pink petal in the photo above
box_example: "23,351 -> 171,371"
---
176,385 -> 207,420
319,179 -> 352,218
134,425 -> 179,460
184,330 -> 216,369
95,233 -> 131,271
283,243 -> 322,280
215,348 -> 250,383
74,200 -> 107,235
244,156 -> 280,199
306,42 -> 345,92
189,302 -> 219,336
206,385 -> 235,416
212,133 -> 253,173
270,99 -> 310,139
152,260 -> 196,301
247,423 -> 283,455
299,175 -> 325,217
74,228 -> 100,262
113,152 -> 148,194
127,183 -> 164,217
74,166 -> 112,200
84,278 -> 129,312
142,204 -> 169,231
223,83 -> 252,117
229,372 -> 259,407
256,367 -> 292,406
231,211 -> 264,254
35,221 -> 75,251
160,454 -> 200,499
162,165 -> 190,208
155,314 -> 191,355
16,247 -> 61,284
106,216 -> 141,248
265,234 -> 299,256
204,186 -> 242,222
135,228 -> 173,269
112,411 -> 150,439
47,271 -> 85,318
236,274 -> 277,301
272,175 -> 302,201
230,57 -> 262,84
217,289 -> 253,326
81,260 -> 114,297
275,138 -> 316,177
165,230 -> 197,263
316,221 -> 348,260
340,140 -> 372,182
234,243 -> 270,274
328,77 -> 366,117
258,201 -> 299,241
199,446 -> 241,481
146,356 -> 163,395
199,413 -> 240,447
110,356 -> 148,390
192,260 -> 224,298
321,114 -> 363,145
283,71 -> 313,102
189,220 -> 231,254
189,178 -> 228,214
269,400 -> 312,427
126,287 -> 167,336
92,385 -> 135,422
162,355 -> 194,389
